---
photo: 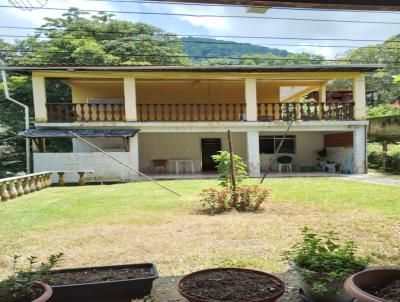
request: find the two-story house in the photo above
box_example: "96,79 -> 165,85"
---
7,64 -> 380,182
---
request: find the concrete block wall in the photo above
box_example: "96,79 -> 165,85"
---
34,152 -> 137,182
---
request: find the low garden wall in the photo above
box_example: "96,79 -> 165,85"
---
0,171 -> 52,202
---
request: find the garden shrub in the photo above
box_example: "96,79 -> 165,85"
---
200,185 -> 269,214
368,142 -> 400,172
367,104 -> 400,118
283,227 -> 369,295
212,151 -> 248,187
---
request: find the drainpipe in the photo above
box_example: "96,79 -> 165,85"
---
1,69 -> 31,174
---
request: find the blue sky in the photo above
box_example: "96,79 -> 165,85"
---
2,0 -> 400,59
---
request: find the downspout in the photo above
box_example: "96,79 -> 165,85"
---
1,69 -> 31,174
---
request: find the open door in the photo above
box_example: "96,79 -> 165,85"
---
201,138 -> 221,171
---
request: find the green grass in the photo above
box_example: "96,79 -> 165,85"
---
0,178 -> 399,277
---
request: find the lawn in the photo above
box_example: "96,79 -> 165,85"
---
0,178 -> 399,279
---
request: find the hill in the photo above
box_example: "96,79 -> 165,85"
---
181,37 -> 291,61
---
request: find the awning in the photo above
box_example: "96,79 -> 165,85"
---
19,129 -> 139,138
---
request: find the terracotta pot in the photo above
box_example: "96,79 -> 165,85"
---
178,268 -> 285,302
32,282 -> 53,302
294,264 -> 358,302
344,268 -> 400,302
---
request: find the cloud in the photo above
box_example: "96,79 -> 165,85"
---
4,0 -> 115,25
169,6 -> 232,32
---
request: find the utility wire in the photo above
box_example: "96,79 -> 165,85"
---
2,5 -> 400,25
1,25 -> 398,43
1,49 -> 394,64
3,34 -> 400,50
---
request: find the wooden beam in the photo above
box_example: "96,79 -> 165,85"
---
152,0 -> 400,10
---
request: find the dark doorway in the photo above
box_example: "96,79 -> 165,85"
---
201,138 -> 221,171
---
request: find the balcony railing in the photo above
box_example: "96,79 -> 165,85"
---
137,103 -> 246,122
47,103 -> 125,122
257,102 -> 354,121
46,102 -> 354,123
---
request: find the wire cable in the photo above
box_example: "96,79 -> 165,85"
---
2,5 -> 400,25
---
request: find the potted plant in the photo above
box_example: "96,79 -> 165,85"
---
344,268 -> 400,302
0,253 -> 63,302
48,263 -> 158,302
178,268 -> 285,302
283,227 -> 369,302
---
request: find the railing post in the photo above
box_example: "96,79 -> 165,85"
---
29,177 -> 37,192
0,182 -> 10,201
15,180 -> 25,196
35,175 -> 42,191
8,181 -> 18,199
23,178 -> 31,194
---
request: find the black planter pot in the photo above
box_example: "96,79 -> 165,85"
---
48,263 -> 158,302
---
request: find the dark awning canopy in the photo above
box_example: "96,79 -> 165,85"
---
19,129 -> 139,138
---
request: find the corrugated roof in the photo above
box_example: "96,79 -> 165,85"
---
2,64 -> 383,73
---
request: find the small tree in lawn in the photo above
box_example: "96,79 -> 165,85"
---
212,151 -> 248,188
199,131 -> 268,214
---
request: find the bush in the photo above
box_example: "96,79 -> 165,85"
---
200,185 -> 269,214
367,104 -> 400,118
368,142 -> 400,172
0,253 -> 63,302
283,227 -> 369,295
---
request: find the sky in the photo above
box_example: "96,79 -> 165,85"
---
2,0 -> 400,59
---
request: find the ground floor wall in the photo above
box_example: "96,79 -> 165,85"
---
31,124 -> 367,182
138,132 -> 247,172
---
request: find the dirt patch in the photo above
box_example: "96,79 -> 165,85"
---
179,269 -> 283,302
49,267 -> 153,285
367,279 -> 400,302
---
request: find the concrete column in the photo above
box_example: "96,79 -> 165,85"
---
32,75 -> 47,122
353,75 -> 366,120
353,126 -> 367,174
124,77 -> 137,121
129,134 -> 139,178
245,79 -> 258,121
318,85 -> 326,120
246,131 -> 260,177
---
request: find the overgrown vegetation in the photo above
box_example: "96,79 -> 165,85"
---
367,104 -> 400,118
368,142 -> 400,172
0,253 -> 63,302
283,227 -> 369,295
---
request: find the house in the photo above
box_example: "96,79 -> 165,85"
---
5,64 -> 380,182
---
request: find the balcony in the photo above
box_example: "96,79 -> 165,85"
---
46,101 -> 354,123
257,102 -> 354,121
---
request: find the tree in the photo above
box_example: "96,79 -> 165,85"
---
16,8 -> 190,66
340,36 -> 400,104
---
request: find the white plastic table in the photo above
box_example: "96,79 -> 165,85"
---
169,159 -> 195,174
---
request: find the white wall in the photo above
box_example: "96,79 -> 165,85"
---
138,132 -> 247,172
259,132 -> 324,171
34,152 -> 137,182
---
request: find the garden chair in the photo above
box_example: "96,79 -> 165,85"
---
277,156 -> 293,173
152,159 -> 168,172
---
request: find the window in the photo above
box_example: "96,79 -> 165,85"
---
259,136 -> 296,154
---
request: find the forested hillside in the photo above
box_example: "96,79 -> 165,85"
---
181,37 -> 290,61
